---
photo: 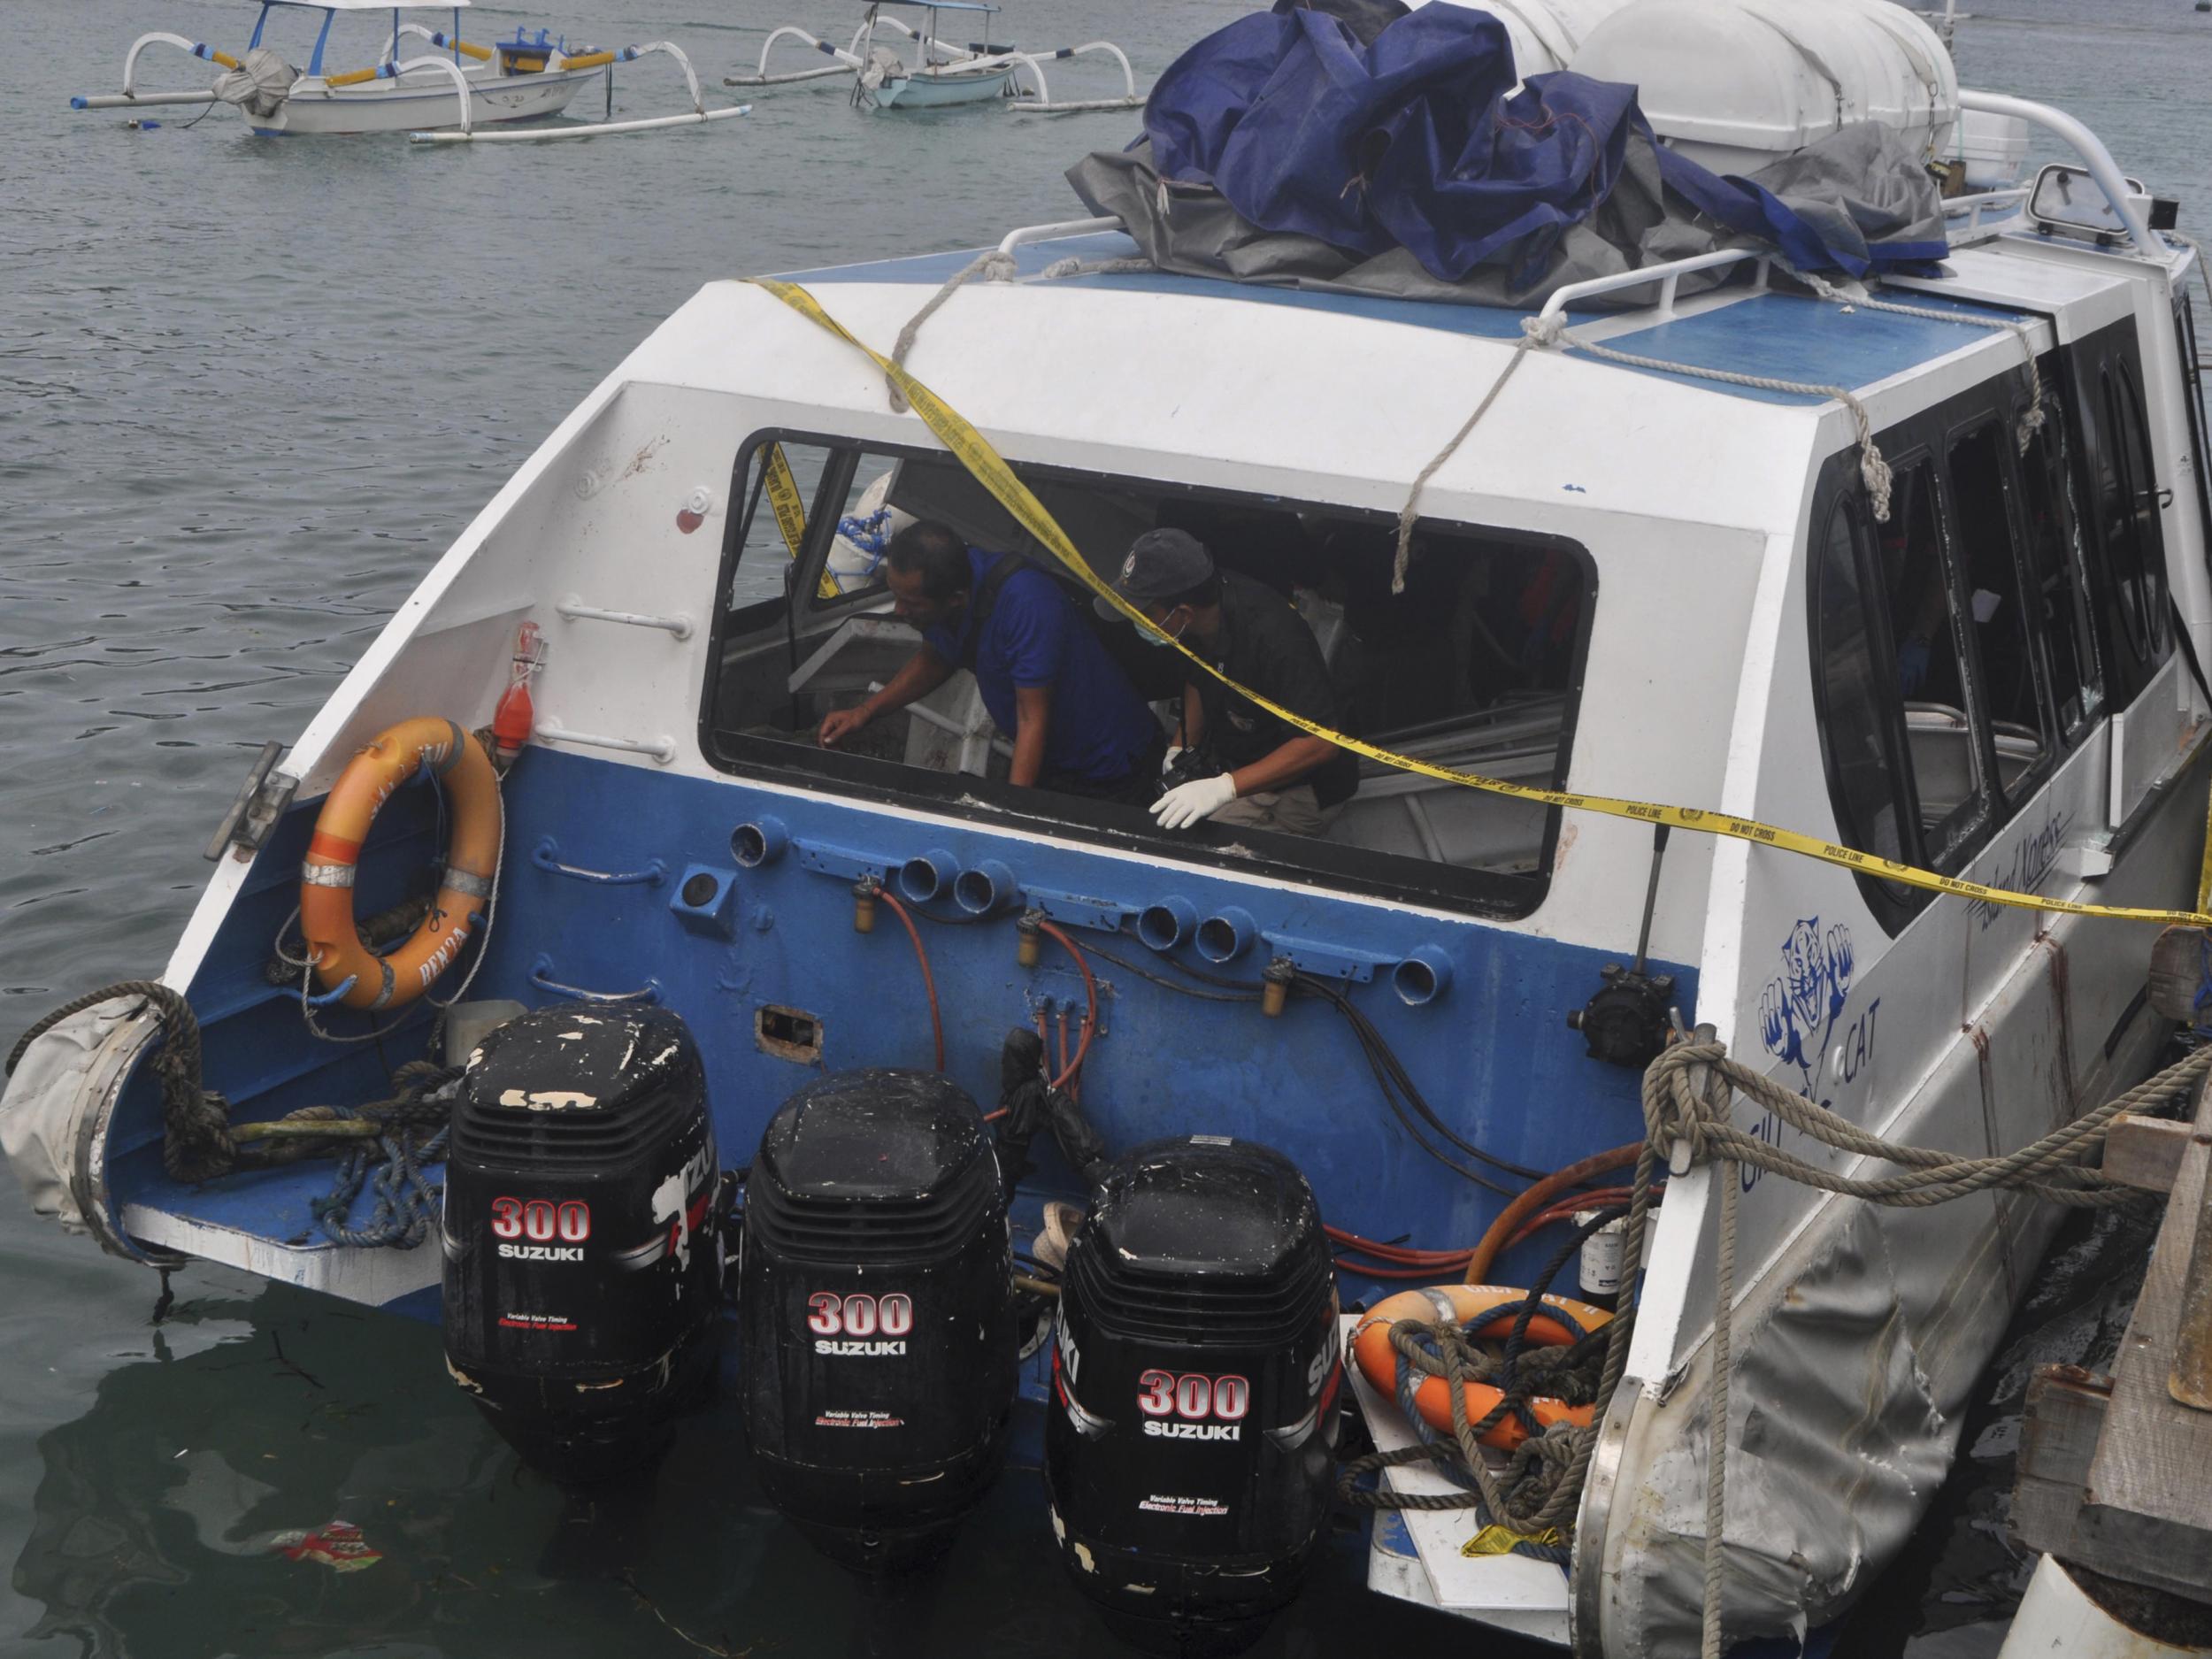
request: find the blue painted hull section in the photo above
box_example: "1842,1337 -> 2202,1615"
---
104,746 -> 1692,1307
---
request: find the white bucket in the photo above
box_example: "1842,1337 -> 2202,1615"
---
1572,0 -> 1960,176
1950,107 -> 2031,189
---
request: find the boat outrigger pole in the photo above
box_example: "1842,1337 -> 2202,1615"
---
408,41 -> 749,141
727,0 -> 1141,113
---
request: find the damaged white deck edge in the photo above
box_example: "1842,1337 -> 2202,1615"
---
123,1205 -> 441,1305
1346,1315 -> 1572,1647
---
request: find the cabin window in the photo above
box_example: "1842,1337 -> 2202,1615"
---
2016,403 -> 2103,740
701,433 -> 1593,918
725,442 -> 893,616
2175,296 -> 2212,573
2093,361 -> 2172,691
1812,494 -> 1914,873
1946,420 -> 2050,805
1878,456 -> 1987,868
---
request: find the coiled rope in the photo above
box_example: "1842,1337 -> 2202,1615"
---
4,980 -> 234,1184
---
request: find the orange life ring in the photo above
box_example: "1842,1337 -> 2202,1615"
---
1350,1283 -> 1612,1452
301,718 -> 501,1012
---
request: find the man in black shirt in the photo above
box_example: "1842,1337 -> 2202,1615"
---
1097,529 -> 1359,835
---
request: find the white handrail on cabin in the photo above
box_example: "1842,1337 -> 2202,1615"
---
995,217 -> 1124,256
1958,89 -> 2164,259
1536,248 -> 1770,326
556,596 -> 696,640
534,721 -> 678,764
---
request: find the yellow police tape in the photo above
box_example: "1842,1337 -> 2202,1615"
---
763,442 -> 842,603
749,275 -> 2212,930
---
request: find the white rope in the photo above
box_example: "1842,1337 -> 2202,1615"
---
1392,335 -> 1544,595
884,250 -> 1016,413
1525,310 -> 1897,522
1801,272 -> 2047,454
1038,255 -> 1155,280
1389,285 -> 1917,595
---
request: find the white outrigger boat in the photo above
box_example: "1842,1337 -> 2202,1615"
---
14,0 -> 2212,1654
729,0 -> 1141,113
71,0 -> 749,142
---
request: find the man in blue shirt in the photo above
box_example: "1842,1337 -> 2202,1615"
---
818,520 -> 1167,803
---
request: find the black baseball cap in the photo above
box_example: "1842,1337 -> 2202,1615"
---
1094,528 -> 1217,621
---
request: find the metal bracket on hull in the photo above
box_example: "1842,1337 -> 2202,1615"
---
203,740 -> 298,863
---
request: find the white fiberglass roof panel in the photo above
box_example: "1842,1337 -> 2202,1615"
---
622,270 -> 1848,541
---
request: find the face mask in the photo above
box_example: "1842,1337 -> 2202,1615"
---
1141,610 -> 1187,649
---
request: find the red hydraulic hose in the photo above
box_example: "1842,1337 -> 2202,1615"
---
1504,1187 -> 1639,1252
873,887 -> 944,1072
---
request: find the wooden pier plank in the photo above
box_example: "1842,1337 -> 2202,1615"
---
2073,1081 -> 2212,1603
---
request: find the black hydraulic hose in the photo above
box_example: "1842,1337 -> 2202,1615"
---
1294,973 -> 1555,1186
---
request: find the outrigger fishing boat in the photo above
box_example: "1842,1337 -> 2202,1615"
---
12,0 -> 2212,1653
729,0 -> 1141,113
70,0 -> 748,141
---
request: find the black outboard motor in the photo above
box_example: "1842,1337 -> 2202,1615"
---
1047,1136 -> 1340,1655
442,1005 -> 721,1484
742,1069 -> 1016,1571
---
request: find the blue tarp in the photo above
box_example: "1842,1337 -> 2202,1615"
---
1133,0 -> 1947,287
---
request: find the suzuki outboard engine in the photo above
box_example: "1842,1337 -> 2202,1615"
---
1047,1137 -> 1340,1655
442,1005 -> 721,1484
742,1069 -> 1015,1571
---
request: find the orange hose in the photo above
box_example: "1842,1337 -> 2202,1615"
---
1464,1144 -> 1644,1285
873,887 -> 943,1071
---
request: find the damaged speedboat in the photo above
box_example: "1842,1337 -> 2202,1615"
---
12,0 -> 2212,1653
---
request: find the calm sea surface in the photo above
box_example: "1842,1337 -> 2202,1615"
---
3,2 -> 2208,1654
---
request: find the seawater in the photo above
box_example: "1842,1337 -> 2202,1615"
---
2,1 -> 2207,1653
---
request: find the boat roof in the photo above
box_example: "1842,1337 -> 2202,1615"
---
779,228 -> 2084,410
874,1 -> 999,12
603,225 -> 2142,544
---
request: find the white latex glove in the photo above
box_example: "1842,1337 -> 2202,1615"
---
1151,773 -> 1238,830
1160,744 -> 1186,776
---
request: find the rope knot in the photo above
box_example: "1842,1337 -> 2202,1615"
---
1640,1040 -> 1728,1165
1520,313 -> 1566,349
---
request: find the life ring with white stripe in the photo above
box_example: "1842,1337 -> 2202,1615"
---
300,718 -> 500,1011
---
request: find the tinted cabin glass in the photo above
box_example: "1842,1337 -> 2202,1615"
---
2180,299 -> 2212,563
1878,458 -> 1983,864
2099,365 -> 2171,687
1947,421 -> 2048,799
2017,411 -> 2101,739
1815,497 -> 1911,867
702,433 -> 1591,918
